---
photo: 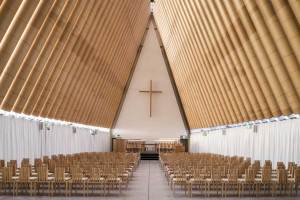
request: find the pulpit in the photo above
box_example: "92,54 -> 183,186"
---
113,138 -> 127,152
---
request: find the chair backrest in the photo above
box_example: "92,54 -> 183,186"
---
253,160 -> 260,169
228,169 -> 238,182
21,158 -> 30,166
71,167 -> 83,181
19,166 -> 31,181
294,167 -> 300,183
54,167 -> 65,181
8,160 -> 17,175
277,169 -> 288,184
245,168 -> 255,182
90,168 -> 101,181
2,166 -> 13,181
49,159 -> 56,173
288,162 -> 295,171
264,160 -> 272,169
43,156 -> 49,165
277,161 -> 285,170
211,170 -> 222,182
261,168 -> 272,183
34,158 -> 42,168
37,165 -> 48,181
0,160 -> 5,167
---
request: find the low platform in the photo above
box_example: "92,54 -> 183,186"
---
140,151 -> 159,160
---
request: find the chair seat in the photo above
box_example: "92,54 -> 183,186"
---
190,178 -> 204,183
71,177 -> 88,182
173,177 -> 185,180
89,177 -> 105,182
29,177 -> 38,181
107,177 -> 121,181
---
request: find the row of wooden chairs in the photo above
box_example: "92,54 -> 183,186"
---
160,153 -> 300,197
126,141 -> 179,153
158,142 -> 178,153
126,141 -> 145,153
0,152 -> 139,196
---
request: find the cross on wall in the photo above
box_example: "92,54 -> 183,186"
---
139,80 -> 162,117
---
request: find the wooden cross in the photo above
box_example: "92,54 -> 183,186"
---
139,80 -> 162,117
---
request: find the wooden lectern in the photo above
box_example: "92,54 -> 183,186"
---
113,139 -> 127,152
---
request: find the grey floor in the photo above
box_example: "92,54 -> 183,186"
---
0,160 -> 299,200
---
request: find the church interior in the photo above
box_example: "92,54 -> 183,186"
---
0,0 -> 300,199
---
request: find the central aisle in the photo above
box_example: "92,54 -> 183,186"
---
123,160 -> 187,200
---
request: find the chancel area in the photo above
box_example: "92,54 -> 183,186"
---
0,0 -> 300,199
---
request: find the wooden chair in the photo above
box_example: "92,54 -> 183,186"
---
69,167 -> 87,196
256,167 -> 272,196
223,168 -> 239,197
239,167 -> 256,197
294,167 -> 300,195
2,166 -> 14,195
118,165 -> 130,189
48,159 -> 56,173
105,168 -> 122,195
206,168 -> 223,197
87,168 -> 105,196
14,166 -> 36,196
52,167 -> 69,196
8,161 -> 17,176
272,169 -> 288,196
36,164 -> 52,196
170,169 -> 187,195
287,166 -> 300,196
188,168 -> 206,197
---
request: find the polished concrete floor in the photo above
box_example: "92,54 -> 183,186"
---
0,160 -> 299,200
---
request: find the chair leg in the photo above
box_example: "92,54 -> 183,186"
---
272,183 -> 276,197
207,183 -> 210,197
30,182 -> 32,196
256,183 -> 260,197
65,182 -> 68,197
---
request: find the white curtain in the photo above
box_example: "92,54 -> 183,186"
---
190,119 -> 300,166
0,115 -> 41,165
0,115 -> 111,166
43,125 -> 111,156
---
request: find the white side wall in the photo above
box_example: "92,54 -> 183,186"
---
190,118 -> 300,165
0,114 -> 110,165
113,21 -> 186,141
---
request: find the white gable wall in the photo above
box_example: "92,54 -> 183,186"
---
113,21 -> 186,141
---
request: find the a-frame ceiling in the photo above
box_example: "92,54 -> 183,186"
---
0,0 -> 299,129
0,0 -> 149,128
153,0 -> 300,128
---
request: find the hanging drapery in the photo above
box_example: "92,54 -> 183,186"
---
190,118 -> 300,166
0,114 -> 110,165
